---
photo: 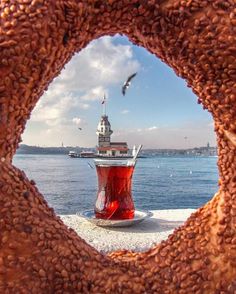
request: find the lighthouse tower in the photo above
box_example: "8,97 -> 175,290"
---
96,114 -> 129,157
96,96 -> 129,157
96,115 -> 113,148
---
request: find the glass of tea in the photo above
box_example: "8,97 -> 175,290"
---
94,158 -> 136,220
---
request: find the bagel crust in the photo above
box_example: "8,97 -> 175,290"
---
0,1 -> 235,293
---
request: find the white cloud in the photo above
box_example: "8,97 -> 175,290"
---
72,117 -> 82,126
32,92 -> 77,123
78,103 -> 90,110
72,117 -> 87,127
121,109 -> 130,114
52,36 -> 140,94
80,86 -> 107,101
28,35 -> 140,133
148,126 -> 158,131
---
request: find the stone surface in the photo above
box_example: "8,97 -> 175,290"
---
61,209 -> 196,253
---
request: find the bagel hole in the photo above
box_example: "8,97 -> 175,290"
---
13,35 -> 218,215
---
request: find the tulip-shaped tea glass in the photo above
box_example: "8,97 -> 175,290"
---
94,158 -> 137,220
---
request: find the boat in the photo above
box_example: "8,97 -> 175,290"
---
68,151 -> 80,158
80,151 -> 95,158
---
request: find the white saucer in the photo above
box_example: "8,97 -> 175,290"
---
77,209 -> 153,227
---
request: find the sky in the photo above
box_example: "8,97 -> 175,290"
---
22,35 -> 216,149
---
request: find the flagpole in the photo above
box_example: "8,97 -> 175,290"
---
104,96 -> 106,116
102,94 -> 106,116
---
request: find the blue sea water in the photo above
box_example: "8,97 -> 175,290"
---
13,154 -> 219,214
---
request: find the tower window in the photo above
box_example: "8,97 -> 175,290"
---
101,127 -> 103,132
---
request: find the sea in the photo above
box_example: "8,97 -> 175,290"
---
13,154 -> 219,215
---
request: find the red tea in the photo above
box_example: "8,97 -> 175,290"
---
94,164 -> 135,220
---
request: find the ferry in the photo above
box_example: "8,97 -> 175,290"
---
68,150 -> 95,158
68,151 -> 80,158
80,151 -> 95,158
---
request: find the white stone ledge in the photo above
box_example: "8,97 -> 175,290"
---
60,209 -> 196,253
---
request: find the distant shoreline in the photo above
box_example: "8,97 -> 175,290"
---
16,144 -> 217,157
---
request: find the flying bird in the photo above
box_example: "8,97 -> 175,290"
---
122,72 -> 137,96
101,94 -> 106,104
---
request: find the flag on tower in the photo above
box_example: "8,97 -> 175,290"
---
101,94 -> 106,104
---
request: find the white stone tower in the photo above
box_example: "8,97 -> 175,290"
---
96,115 -> 113,147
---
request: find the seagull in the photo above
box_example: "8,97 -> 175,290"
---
122,72 -> 137,96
